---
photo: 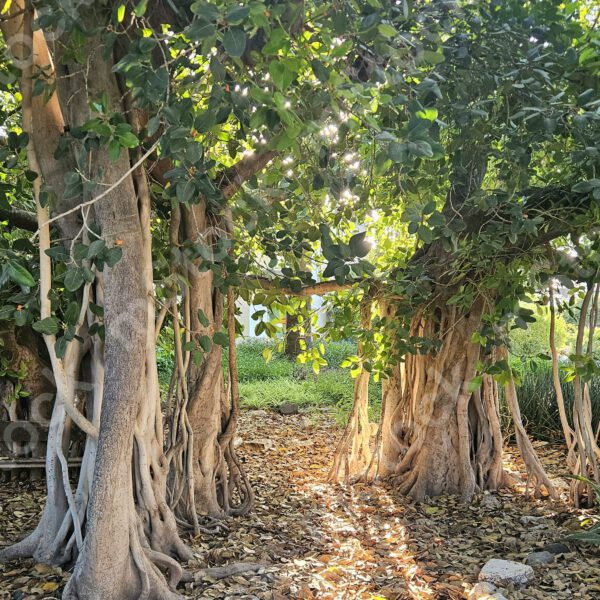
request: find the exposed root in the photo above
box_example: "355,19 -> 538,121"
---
180,562 -> 265,583
381,297 -> 515,501
215,287 -> 254,515
502,348 -> 557,500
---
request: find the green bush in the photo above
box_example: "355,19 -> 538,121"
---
509,303 -> 570,359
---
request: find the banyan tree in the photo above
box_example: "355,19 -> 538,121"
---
0,0 -> 598,598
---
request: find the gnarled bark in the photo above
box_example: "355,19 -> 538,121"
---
2,7 -> 191,598
330,300 -> 373,482
380,296 -> 511,501
166,203 -> 252,520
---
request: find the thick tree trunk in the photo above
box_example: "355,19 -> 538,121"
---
0,9 -> 191,597
380,297 -> 510,501
62,43 -> 190,599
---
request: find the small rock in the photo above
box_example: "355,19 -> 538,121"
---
519,515 -> 546,525
233,436 -> 243,448
479,559 -> 534,587
525,551 -> 555,567
543,542 -> 571,555
469,582 -> 497,598
278,402 -> 299,415
241,438 -> 274,450
480,494 -> 502,510
469,582 -> 508,600
249,409 -> 268,418
504,536 -> 520,551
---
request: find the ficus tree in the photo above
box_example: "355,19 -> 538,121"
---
0,0 -> 599,597
240,0 -> 600,501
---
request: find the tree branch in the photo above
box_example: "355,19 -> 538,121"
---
0,207 -> 38,231
219,150 -> 277,200
249,276 -> 351,297
148,149 -> 276,202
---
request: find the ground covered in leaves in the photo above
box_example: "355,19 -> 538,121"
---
1,409 -> 599,599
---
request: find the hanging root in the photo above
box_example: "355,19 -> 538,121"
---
502,349 -> 557,499
329,300 -> 373,482
215,288 -> 254,516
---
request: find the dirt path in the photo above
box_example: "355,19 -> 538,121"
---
1,409 -> 599,599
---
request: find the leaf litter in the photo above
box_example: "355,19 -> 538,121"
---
1,409 -> 599,599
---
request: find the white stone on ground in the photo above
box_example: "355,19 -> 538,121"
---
469,582 -> 508,600
478,559 -> 534,587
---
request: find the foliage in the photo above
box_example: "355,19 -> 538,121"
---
235,338 -> 381,423
510,303 -> 570,360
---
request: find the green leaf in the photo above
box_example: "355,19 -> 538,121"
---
416,107 -> 438,121
7,261 -> 35,288
378,23 -> 397,38
45,246 -> 70,261
468,376 -> 483,393
264,28 -> 288,54
422,201 -> 436,215
223,28 -> 247,58
87,239 -> 106,259
349,231 -> 371,258
388,142 -> 408,163
226,5 -> 250,23
64,268 -> 85,292
54,336 -> 69,359
311,60 -> 330,83
197,309 -> 210,327
199,335 -> 213,352
64,301 -> 80,326
408,140 -> 433,158
105,246 -> 123,268
213,331 -> 229,347
0,305 -> 15,320
32,317 -> 60,335
108,139 -> 121,161
117,4 -> 125,22
134,0 -> 148,16
269,59 -> 298,90
572,179 -> 600,193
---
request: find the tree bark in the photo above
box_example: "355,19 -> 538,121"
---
1,7 -> 191,597
380,296 -> 510,501
62,37 -> 190,600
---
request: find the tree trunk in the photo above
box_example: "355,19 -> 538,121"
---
285,313 -> 302,358
380,297 -> 510,501
167,203 -> 251,519
330,300 -> 372,481
62,41 -> 190,599
0,7 -> 191,596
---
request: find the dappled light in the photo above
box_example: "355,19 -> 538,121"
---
1,0 -> 600,598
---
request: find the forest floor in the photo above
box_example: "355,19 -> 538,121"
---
1,409 -> 600,599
